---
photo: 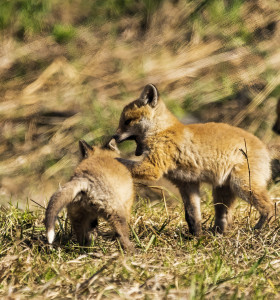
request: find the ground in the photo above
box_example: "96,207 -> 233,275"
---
1,182 -> 280,299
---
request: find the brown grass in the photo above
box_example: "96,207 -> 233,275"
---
0,2 -> 280,296
0,188 -> 280,298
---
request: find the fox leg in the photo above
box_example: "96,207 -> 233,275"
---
109,213 -> 134,252
230,169 -> 274,230
212,185 -> 236,233
89,218 -> 98,238
250,188 -> 274,229
178,182 -> 202,236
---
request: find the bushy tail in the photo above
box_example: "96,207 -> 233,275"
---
268,144 -> 280,181
45,179 -> 89,244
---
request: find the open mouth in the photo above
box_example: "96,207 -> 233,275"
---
113,134 -> 137,143
272,124 -> 280,134
113,134 -> 144,156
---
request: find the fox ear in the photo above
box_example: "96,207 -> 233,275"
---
140,84 -> 159,107
79,140 -> 94,158
106,138 -> 120,154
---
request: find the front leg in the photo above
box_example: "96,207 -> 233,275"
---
177,182 -> 202,236
117,157 -> 163,181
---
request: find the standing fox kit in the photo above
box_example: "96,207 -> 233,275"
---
113,84 -> 278,236
45,139 -> 134,250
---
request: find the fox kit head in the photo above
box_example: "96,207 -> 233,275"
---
273,99 -> 280,134
79,138 -> 120,160
113,84 -> 175,156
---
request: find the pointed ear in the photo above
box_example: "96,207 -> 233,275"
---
104,138 -> 120,154
79,140 -> 94,158
139,84 -> 159,107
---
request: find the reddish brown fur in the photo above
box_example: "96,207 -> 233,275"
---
45,140 -> 134,251
114,84 -> 276,236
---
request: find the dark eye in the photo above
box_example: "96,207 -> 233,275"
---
125,118 -> 133,126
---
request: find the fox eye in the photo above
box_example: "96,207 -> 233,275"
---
124,118 -> 133,126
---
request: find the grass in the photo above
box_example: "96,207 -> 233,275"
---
1,0 -> 280,203
0,188 -> 280,299
52,24 -> 76,44
1,1 -> 280,298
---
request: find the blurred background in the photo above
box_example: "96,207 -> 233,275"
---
1,0 -> 280,207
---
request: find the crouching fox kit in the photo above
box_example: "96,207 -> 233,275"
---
45,139 -> 134,251
113,84 -> 279,236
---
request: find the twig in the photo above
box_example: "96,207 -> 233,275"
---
239,139 -> 253,227
31,198 -> 66,231
30,199 -> 46,210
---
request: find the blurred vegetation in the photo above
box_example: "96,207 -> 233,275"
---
0,0 -> 280,202
0,0 -> 164,36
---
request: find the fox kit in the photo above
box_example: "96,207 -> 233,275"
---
273,99 -> 280,134
113,84 -> 279,236
45,139 -> 134,251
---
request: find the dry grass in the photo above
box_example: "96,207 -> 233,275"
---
1,1 -> 280,298
0,186 -> 280,299
1,0 -> 280,203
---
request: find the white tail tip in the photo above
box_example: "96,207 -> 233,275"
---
47,229 -> 55,244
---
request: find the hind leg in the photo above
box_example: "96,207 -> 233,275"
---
230,169 -> 274,230
68,205 -> 97,245
109,213 -> 134,252
251,188 -> 274,229
212,185 -> 236,234
74,216 -> 97,246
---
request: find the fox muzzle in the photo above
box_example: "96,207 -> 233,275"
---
113,134 -> 137,143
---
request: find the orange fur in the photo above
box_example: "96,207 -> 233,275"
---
114,84 -> 275,235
